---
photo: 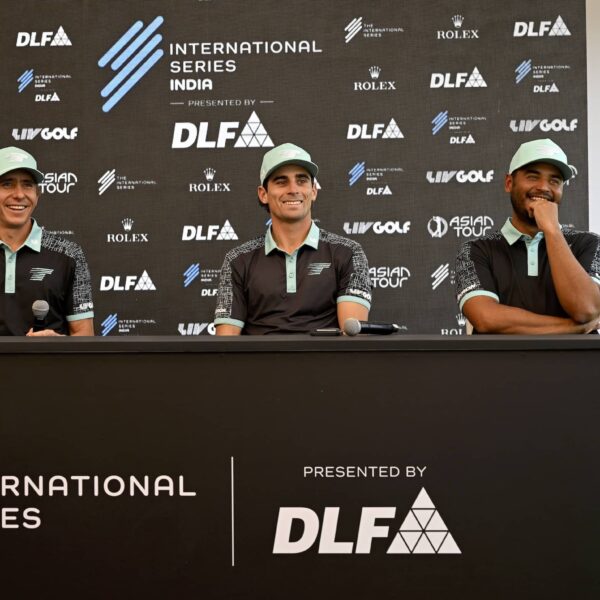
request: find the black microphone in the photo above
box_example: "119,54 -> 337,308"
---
343,318 -> 400,336
32,300 -> 50,332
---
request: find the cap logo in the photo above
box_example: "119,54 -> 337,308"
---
281,149 -> 302,159
6,152 -> 29,163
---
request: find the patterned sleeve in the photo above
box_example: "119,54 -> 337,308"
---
214,250 -> 246,329
455,240 -> 499,312
66,242 -> 94,321
576,232 -> 600,284
337,241 -> 372,309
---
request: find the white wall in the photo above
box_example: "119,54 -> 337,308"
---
587,0 -> 599,232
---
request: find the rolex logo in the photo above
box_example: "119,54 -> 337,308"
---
452,14 -> 464,28
122,218 -> 134,232
204,167 -> 216,182
369,66 -> 381,80
456,313 -> 466,327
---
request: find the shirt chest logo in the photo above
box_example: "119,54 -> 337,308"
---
30,267 -> 54,281
307,262 -> 331,276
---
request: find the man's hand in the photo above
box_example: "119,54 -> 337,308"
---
26,328 -> 64,337
580,316 -> 600,335
529,198 -> 560,234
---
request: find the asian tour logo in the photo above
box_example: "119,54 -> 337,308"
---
273,488 -> 460,555
427,215 -> 493,238
98,16 -> 164,113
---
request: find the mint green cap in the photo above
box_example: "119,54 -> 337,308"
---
0,146 -> 44,183
509,138 -> 576,181
259,143 -> 318,185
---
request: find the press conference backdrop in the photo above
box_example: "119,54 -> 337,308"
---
2,0 -> 588,335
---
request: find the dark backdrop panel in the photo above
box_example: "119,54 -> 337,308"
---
0,1 -> 588,333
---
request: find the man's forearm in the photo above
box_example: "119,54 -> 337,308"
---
465,298 -> 597,334
545,229 -> 600,322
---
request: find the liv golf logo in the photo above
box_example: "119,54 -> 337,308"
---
273,488 -> 460,554
98,16 -> 164,113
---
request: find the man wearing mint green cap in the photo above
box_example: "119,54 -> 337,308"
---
0,146 -> 94,336
214,143 -> 371,335
456,138 -> 600,334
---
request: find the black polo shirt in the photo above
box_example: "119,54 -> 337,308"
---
456,218 -> 600,330
214,222 -> 372,334
0,221 -> 94,335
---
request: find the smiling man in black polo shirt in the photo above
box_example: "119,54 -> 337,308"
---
0,146 -> 94,336
456,138 -> 600,334
214,143 -> 371,335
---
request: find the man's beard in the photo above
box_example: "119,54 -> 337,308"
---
511,194 -> 538,227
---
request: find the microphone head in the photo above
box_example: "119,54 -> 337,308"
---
32,300 -> 50,319
343,318 -> 361,337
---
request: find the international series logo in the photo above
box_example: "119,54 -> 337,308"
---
431,110 -> 486,144
169,32 -> 321,98
182,265 -> 220,296
17,69 -> 71,102
348,161 -> 403,196
98,16 -> 165,112
344,17 -> 404,43
514,59 -> 570,93
98,170 -> 157,195
101,313 -> 157,335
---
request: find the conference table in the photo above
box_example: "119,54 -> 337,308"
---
1,336 -> 598,598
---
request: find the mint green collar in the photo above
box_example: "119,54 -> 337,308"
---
265,221 -> 320,255
0,219 -> 42,253
501,218 -> 544,246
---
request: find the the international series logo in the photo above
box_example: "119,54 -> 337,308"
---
183,264 -> 200,288
101,313 -> 118,336
98,16 -> 164,113
17,69 -> 34,93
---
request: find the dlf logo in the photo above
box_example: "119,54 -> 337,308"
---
182,221 -> 238,241
347,119 -> 403,140
273,488 -> 460,555
430,67 -> 486,88
513,16 -> 570,37
172,112 -> 273,148
16,27 -> 71,47
100,271 -> 156,291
